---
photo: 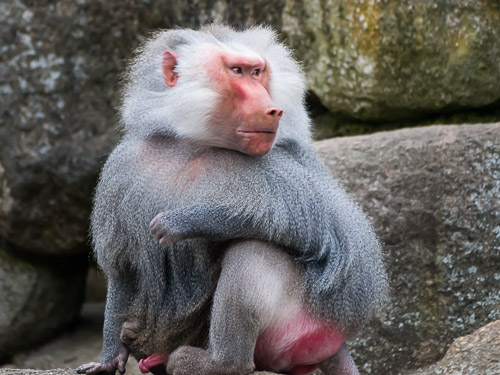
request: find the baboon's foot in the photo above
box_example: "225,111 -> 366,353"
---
76,346 -> 129,375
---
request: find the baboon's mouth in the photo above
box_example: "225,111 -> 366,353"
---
237,130 -> 276,134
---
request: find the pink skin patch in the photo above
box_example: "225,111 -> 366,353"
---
138,353 -> 167,374
254,312 -> 345,375
138,312 -> 342,375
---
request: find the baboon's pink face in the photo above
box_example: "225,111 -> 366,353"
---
162,45 -> 283,156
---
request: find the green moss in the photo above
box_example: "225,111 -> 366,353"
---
284,0 -> 500,121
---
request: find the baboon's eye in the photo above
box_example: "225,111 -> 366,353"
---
231,66 -> 243,75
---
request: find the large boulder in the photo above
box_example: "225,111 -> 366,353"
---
316,123 -> 500,374
283,0 -> 500,121
0,1 -> 152,256
405,320 -> 500,375
0,247 -> 86,362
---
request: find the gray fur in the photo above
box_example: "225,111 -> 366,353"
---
77,25 -> 388,375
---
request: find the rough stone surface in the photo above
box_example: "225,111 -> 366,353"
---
0,246 -> 86,362
405,320 -> 500,375
1,1 -> 124,255
283,0 -> 500,120
316,123 -> 500,374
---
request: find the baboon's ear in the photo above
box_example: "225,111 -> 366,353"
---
162,51 -> 178,87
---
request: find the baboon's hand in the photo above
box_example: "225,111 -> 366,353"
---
150,212 -> 184,247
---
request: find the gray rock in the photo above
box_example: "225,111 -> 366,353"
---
316,123 -> 500,374
405,320 -> 500,375
0,247 -> 86,362
283,0 -> 500,121
0,1 -> 126,256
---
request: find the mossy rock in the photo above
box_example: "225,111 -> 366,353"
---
283,0 -> 500,121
